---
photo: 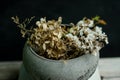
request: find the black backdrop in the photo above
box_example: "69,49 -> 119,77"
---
0,0 -> 120,61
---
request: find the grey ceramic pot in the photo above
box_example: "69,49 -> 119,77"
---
19,44 -> 99,80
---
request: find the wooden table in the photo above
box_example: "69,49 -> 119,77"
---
99,58 -> 120,80
0,58 -> 120,80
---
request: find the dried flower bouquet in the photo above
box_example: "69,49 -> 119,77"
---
12,16 -> 108,60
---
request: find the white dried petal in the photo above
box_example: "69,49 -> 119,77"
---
95,26 -> 102,34
45,41 -> 50,44
86,34 -> 95,41
51,40 -> 54,47
77,19 -> 94,27
88,20 -> 94,27
105,37 -> 109,44
58,17 -> 62,23
79,30 -> 84,36
52,37 -> 58,41
40,18 -> 46,23
35,40 -> 39,44
43,43 -> 46,50
36,21 -> 41,27
66,33 -> 72,37
35,36 -> 40,40
49,25 -> 54,30
77,21 -> 85,26
66,33 -> 81,48
47,49 -> 52,55
53,31 -> 58,36
81,45 -> 86,49
58,32 -> 62,39
42,23 -> 48,31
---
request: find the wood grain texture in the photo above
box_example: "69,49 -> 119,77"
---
99,57 -> 120,80
0,61 -> 22,80
103,78 -> 120,80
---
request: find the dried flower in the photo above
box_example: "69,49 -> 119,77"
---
12,16 -> 109,60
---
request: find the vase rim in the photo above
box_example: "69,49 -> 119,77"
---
26,44 -> 97,62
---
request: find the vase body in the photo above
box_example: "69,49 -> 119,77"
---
19,44 -> 100,80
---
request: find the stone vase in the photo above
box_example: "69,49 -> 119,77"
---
18,44 -> 100,80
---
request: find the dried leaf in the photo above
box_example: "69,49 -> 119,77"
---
20,30 -> 26,38
98,20 -> 107,25
43,43 -> 46,50
42,23 -> 48,31
45,41 -> 50,44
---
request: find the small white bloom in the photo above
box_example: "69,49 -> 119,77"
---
95,26 -> 102,34
40,18 -> 46,23
73,36 -> 78,41
58,32 -> 62,39
79,30 -> 84,36
81,45 -> 86,49
36,21 -> 41,27
45,41 -> 50,44
86,34 -> 95,41
105,37 -> 109,44
42,23 -> 48,31
58,17 -> 62,23
66,33 -> 81,48
49,25 -> 54,30
43,43 -> 46,50
77,21 -> 88,26
77,19 -> 94,27
66,33 -> 73,38
88,20 -> 94,27
77,21 -> 83,26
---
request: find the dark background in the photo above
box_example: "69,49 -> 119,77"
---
0,0 -> 120,61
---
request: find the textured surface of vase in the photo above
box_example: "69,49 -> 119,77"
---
19,44 -> 99,80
